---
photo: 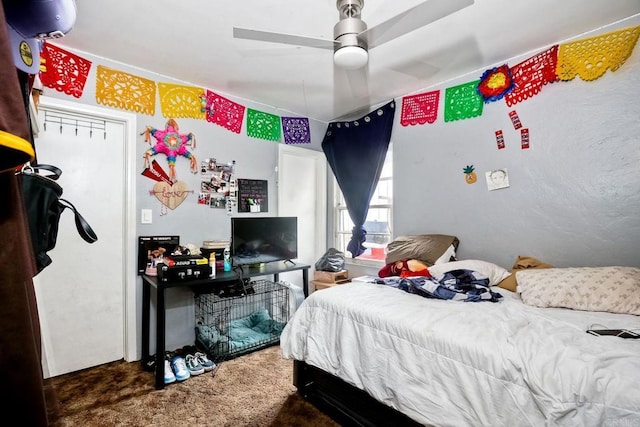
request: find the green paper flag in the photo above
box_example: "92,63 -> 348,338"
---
444,80 -> 483,122
246,108 -> 282,141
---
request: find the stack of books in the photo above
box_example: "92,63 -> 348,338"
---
201,240 -> 230,269
202,240 -> 229,250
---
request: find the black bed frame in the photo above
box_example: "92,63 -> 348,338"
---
293,360 -> 424,427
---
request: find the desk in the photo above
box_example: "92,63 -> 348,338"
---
141,261 -> 310,389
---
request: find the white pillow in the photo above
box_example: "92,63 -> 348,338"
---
516,266 -> 640,315
434,244 -> 457,265
428,259 -> 511,286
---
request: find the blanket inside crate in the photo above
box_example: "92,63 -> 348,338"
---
196,308 -> 286,358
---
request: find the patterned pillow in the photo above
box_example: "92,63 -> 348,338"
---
428,259 -> 511,286
516,266 -> 640,315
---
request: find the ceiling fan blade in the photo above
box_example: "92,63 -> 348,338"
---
333,65 -> 371,121
233,27 -> 338,50
361,0 -> 474,49
345,67 -> 370,102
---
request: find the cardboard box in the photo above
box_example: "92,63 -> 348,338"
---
313,269 -> 349,283
312,280 -> 337,292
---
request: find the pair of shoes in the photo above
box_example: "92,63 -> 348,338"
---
194,351 -> 216,372
164,360 -> 176,384
185,354 -> 205,376
170,355 -> 190,381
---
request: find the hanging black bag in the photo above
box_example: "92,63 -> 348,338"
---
18,164 -> 97,274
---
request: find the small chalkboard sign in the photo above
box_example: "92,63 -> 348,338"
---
237,179 -> 268,213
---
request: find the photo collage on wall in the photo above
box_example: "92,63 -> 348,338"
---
198,158 -> 237,212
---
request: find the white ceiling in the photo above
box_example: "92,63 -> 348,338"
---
57,0 -> 640,122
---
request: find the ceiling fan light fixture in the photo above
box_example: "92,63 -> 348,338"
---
333,45 -> 368,69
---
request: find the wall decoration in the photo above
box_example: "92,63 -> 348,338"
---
495,130 -> 505,150
247,108 -> 282,141
400,90 -> 440,126
158,83 -> 206,119
486,169 -> 510,191
205,90 -> 245,134
508,110 -> 523,130
504,45 -> 558,107
95,65 -> 156,115
477,65 -> 514,103
557,25 -> 640,82
237,179 -> 268,213
141,159 -> 172,185
39,42 -> 92,98
444,80 -> 483,122
463,165 -> 477,184
521,128 -> 530,149
282,117 -> 311,144
199,158 -> 236,210
151,181 -> 194,215
142,118 -> 197,182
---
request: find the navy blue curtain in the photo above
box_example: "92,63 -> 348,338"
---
322,101 -> 395,258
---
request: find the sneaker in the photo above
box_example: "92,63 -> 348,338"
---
170,355 -> 190,381
185,354 -> 205,376
195,351 -> 215,371
164,360 -> 176,384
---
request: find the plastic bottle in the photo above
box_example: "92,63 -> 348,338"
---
223,246 -> 231,272
209,253 -> 216,277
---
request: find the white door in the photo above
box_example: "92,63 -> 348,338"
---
278,145 -> 327,284
32,98 -> 136,377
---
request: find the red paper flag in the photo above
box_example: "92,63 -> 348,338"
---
205,90 -> 245,134
400,90 -> 440,126
504,45 -> 558,107
39,42 -> 92,98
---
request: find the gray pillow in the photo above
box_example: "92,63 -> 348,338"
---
385,234 -> 459,266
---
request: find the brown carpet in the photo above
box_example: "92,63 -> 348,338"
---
49,345 -> 340,426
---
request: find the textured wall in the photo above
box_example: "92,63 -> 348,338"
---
392,16 -> 640,269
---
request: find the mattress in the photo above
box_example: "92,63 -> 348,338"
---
280,282 -> 640,427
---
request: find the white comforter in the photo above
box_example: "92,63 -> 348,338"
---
280,282 -> 640,427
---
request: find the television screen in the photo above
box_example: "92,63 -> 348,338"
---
231,216 -> 297,266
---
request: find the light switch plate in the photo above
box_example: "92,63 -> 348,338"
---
141,209 -> 152,224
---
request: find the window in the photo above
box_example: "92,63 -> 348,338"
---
333,144 -> 392,264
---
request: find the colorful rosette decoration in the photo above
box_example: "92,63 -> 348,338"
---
477,64 -> 514,103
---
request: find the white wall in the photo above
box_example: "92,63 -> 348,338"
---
392,16 -> 640,270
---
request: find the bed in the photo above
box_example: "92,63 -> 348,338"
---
280,253 -> 640,426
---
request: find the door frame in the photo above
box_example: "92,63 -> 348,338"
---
38,97 -> 138,363
277,144 -> 327,267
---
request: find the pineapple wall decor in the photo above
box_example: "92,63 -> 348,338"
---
464,165 -> 477,184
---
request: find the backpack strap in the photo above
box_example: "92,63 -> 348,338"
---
22,163 -> 62,180
58,198 -> 98,243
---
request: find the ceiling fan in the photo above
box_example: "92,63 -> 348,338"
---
233,0 -> 475,70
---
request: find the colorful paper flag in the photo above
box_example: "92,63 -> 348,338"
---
39,42 -> 92,98
95,65 -> 156,115
504,46 -> 558,107
400,90 -> 440,126
281,117 -> 311,144
444,80 -> 483,122
158,83 -> 206,119
205,90 -> 245,134
246,109 -> 281,142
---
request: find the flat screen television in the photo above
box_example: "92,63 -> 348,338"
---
230,216 -> 298,266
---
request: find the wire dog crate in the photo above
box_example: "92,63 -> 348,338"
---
194,279 -> 289,362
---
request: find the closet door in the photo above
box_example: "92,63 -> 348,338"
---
32,100 -> 132,377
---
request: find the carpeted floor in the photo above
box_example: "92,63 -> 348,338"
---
49,345 -> 340,426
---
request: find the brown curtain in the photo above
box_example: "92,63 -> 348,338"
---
0,3 -> 55,425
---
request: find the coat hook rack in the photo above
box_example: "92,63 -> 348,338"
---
43,111 -> 107,139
